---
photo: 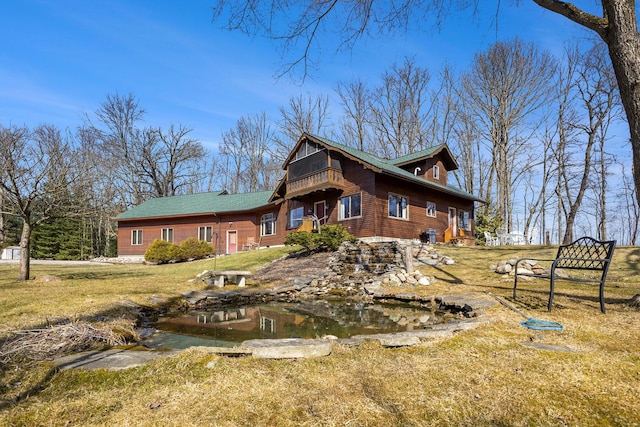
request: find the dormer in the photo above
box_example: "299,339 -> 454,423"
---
390,144 -> 458,187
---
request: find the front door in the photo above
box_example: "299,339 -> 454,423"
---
448,207 -> 457,237
314,200 -> 327,225
227,230 -> 237,254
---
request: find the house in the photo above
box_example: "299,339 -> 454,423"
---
114,133 -> 482,258
1,246 -> 21,260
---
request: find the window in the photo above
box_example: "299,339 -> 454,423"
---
198,226 -> 213,243
131,230 -> 143,245
288,207 -> 304,229
389,193 -> 408,219
161,228 -> 174,242
339,193 -> 362,220
261,213 -> 276,236
433,165 -> 440,180
459,211 -> 471,231
426,201 -> 437,218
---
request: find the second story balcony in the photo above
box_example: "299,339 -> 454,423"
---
286,167 -> 345,199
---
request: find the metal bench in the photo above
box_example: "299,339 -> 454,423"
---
210,270 -> 252,288
513,236 -> 616,313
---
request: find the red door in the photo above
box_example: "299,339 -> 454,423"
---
227,230 -> 237,254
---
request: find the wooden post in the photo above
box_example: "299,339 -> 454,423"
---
404,245 -> 414,274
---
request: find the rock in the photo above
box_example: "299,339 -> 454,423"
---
532,266 -> 547,275
495,261 -> 512,274
351,333 -> 421,348
418,276 -> 430,286
418,315 -> 430,323
514,267 -> 534,275
242,338 -> 333,359
149,296 -> 166,304
442,256 -> 455,265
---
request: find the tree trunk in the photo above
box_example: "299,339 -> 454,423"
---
601,1 -> 640,211
19,220 -> 32,281
0,193 -> 4,246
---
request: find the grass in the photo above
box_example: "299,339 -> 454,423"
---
1,244 -> 639,426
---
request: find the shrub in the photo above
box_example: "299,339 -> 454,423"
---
284,224 -> 356,253
284,231 -> 317,252
144,239 -> 178,264
315,224 -> 356,251
179,238 -> 215,260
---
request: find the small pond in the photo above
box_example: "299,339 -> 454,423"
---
145,300 -> 451,350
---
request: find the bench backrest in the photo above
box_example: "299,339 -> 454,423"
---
554,236 -> 616,271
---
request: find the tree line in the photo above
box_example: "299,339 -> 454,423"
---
0,37 -> 636,279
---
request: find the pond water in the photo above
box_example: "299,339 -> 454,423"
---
145,300 -> 449,350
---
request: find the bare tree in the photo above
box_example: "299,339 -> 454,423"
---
618,158 -> 639,245
91,92 -> 147,208
335,78 -> 372,151
212,0 -> 640,219
273,93 -> 331,164
140,124 -> 206,198
221,112 -> 279,193
557,42 -> 619,244
460,38 -> 555,231
429,64 -> 460,148
369,57 -> 432,157
0,124 -> 85,280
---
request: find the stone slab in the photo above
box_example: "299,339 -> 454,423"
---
520,342 -> 582,353
437,293 -> 499,311
242,338 -> 333,359
54,349 -> 180,371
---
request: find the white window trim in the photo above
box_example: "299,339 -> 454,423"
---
288,207 -> 304,229
198,226 -> 213,243
388,193 -> 409,220
338,192 -> 363,220
261,212 -> 277,236
426,201 -> 437,218
433,165 -> 440,180
131,229 -> 143,245
161,228 -> 174,242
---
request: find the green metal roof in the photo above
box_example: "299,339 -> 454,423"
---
114,190 -> 274,221
307,134 -> 482,202
389,145 -> 442,165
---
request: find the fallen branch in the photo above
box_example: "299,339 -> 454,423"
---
0,319 -> 136,366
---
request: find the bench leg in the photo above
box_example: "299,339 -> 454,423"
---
237,276 -> 246,287
213,275 -> 225,288
548,275 -> 555,312
599,282 -> 606,314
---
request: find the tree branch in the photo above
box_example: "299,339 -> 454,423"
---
532,0 -> 608,38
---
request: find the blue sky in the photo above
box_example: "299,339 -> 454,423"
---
0,1 -> 601,151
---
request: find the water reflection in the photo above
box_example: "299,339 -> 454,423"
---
147,301 -> 446,349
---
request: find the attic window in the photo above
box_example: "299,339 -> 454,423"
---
292,141 -> 324,162
433,165 -> 440,180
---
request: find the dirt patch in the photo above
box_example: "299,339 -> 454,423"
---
253,251 -> 333,284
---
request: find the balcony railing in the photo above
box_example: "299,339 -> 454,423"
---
286,167 -> 344,198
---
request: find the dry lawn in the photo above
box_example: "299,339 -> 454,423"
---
1,245 -> 639,426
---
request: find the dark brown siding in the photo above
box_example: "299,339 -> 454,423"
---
333,155 -> 377,238
117,214 -> 216,256
374,175 -> 474,242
